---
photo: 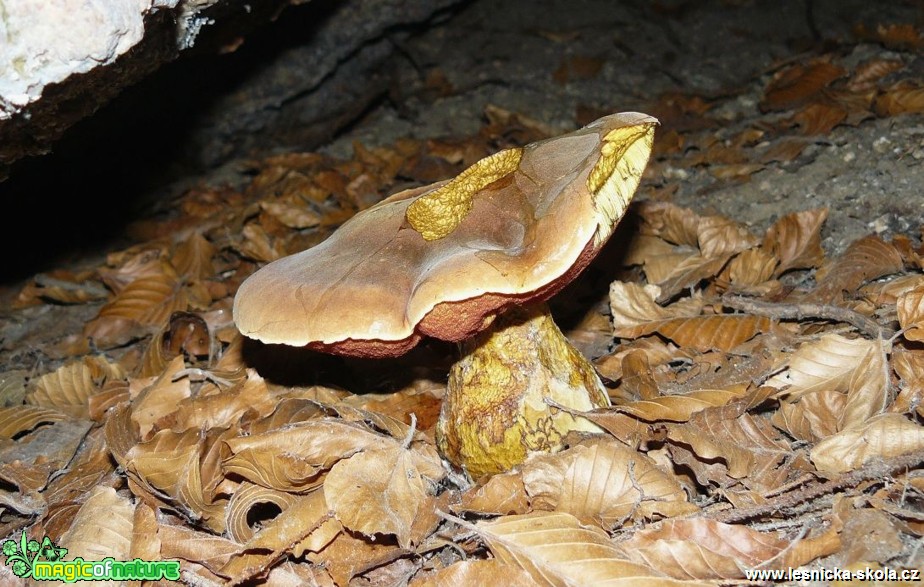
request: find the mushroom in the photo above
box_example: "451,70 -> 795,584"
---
233,112 -> 658,479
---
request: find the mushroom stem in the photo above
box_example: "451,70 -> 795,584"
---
435,302 -> 610,479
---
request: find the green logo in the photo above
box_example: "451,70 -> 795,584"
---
3,531 -> 180,582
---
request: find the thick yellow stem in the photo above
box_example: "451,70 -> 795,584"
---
435,303 -> 610,479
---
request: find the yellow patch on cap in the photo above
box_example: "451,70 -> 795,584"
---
406,147 -> 523,241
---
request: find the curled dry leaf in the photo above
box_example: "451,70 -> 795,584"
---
897,281 -> 924,341
226,481 -> 299,543
610,281 -> 769,352
891,348 -> 924,417
762,208 -> 828,275
130,355 -> 192,439
0,405 -> 68,439
635,201 -> 700,247
472,511 -> 709,586
222,419 -> 394,492
219,489 -> 332,584
522,441 -> 696,528
772,390 -> 847,443
760,60 -> 846,111
874,80 -> 924,116
614,387 -> 749,423
324,444 -> 444,548
26,356 -> 125,418
810,235 -> 904,303
457,471 -> 529,516
811,413 -> 924,476
619,518 -> 831,580
163,369 -> 277,433
766,334 -> 889,431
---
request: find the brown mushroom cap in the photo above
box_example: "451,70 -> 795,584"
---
233,112 -> 658,358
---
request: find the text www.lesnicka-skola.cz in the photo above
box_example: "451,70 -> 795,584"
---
744,566 -> 920,582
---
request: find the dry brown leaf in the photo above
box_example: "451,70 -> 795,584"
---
410,559 -> 535,587
789,102 -> 847,135
157,522 -> 241,575
610,281 -> 701,336
766,333 -> 889,431
811,413 -> 924,475
219,490 -> 332,584
620,518 -> 828,579
848,58 -> 905,93
0,406 -> 68,439
325,444 -> 442,548
130,355 -> 192,439
654,255 -> 734,302
762,208 -> 828,275
337,385 -> 444,432
724,248 -> 778,288
305,525 -> 405,587
635,201 -> 700,247
875,80 -> 924,116
26,356 -> 125,418
125,426 -> 231,533
758,137 -> 811,163
696,215 -> 761,259
171,231 -> 216,282
56,486 -> 135,586
222,419 -> 394,492
897,281 -> 924,341
891,348 -> 924,417
457,471 -> 529,516
522,441 -> 696,528
259,198 -> 323,229
471,511 -> 708,586
162,369 -> 277,432
810,234 -> 904,303
760,61 -> 847,111
225,482 -> 299,543
84,264 -> 194,348
614,387 -> 749,422
771,390 -> 847,442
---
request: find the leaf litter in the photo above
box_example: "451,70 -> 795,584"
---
2,25 -> 924,587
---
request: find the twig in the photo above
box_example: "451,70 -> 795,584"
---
721,294 -> 892,339
712,449 -> 924,523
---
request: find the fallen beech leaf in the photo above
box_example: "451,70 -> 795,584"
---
410,559 -> 535,587
225,482 -> 299,543
759,137 -> 811,163
811,413 -> 924,475
696,215 -> 761,259
84,265 -> 193,348
305,525 -> 404,587
789,102 -> 847,135
891,349 -> 924,417
875,80 -> 924,116
610,281 -> 701,337
171,231 -> 216,281
810,235 -> 903,303
762,208 -> 828,275
897,282 -> 924,341
522,441 -> 696,528
766,333 -> 889,431
472,511 -> 705,586
457,471 -> 529,515
635,201 -> 700,248
259,198 -> 322,229
760,61 -> 846,111
0,406 -> 68,438
772,390 -> 847,442
57,486 -> 134,569
324,444 -> 443,548
222,419 -> 393,492
614,387 -> 749,422
654,254 -> 733,302
848,58 -> 905,93
724,248 -> 778,288
620,518 -> 826,579
162,369 -> 277,432
130,355 -> 192,439
126,426 -> 231,533
26,356 -> 125,418
219,490 -> 332,584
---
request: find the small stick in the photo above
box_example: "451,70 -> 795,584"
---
721,294 -> 891,339
712,449 -> 924,523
